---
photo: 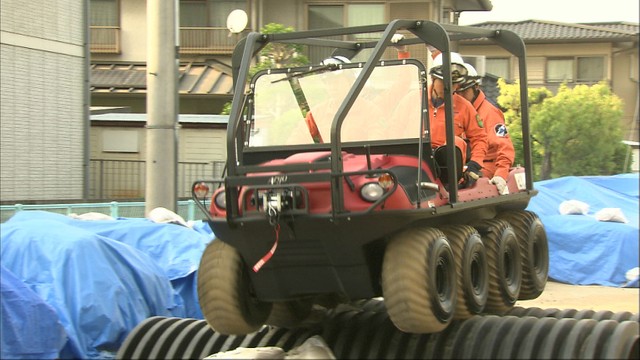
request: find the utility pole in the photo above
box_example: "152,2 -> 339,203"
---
145,0 -> 179,214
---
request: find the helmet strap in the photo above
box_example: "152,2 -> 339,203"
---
471,88 -> 480,103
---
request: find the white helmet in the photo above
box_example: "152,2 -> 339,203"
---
457,63 -> 482,91
429,52 -> 467,83
321,55 -> 351,66
463,62 -> 478,77
431,52 -> 465,68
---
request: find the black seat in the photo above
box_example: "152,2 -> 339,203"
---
432,145 -> 464,185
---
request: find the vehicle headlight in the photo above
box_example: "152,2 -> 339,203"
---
214,191 -> 227,209
193,182 -> 209,198
360,182 -> 384,202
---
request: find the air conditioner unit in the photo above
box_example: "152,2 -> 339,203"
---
461,55 -> 486,77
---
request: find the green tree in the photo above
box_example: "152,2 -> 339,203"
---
496,79 -> 551,176
249,23 -> 310,77
221,23 -> 310,115
532,83 -> 625,179
497,80 -> 628,180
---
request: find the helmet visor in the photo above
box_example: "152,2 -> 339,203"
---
429,63 -> 468,83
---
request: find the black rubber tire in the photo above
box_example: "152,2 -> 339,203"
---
473,218 -> 522,315
497,210 -> 549,300
265,300 -> 313,329
494,316 -> 541,359
382,227 -> 457,333
602,320 -> 640,360
440,225 -> 488,319
610,311 -> 636,322
116,316 -> 171,359
581,319 -> 620,359
537,317 -> 579,359
515,317 -> 558,359
456,315 -> 503,359
197,239 -> 271,335
351,298 -> 386,313
476,316 -> 521,359
557,319 -> 599,359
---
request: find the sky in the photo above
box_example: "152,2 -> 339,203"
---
458,0 -> 640,25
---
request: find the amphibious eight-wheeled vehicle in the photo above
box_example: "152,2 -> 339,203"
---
192,20 -> 549,335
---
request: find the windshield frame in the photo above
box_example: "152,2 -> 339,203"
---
247,59 -> 427,149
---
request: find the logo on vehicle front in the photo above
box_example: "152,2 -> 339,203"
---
268,175 -> 288,185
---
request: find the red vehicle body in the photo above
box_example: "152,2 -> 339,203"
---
192,20 -> 548,335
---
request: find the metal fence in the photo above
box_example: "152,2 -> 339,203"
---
89,159 -> 226,200
0,200 -> 209,224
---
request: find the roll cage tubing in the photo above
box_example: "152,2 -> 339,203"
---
225,20 -> 532,219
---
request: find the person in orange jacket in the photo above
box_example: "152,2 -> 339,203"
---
391,35 -> 487,186
456,62 -> 515,195
428,54 -> 487,186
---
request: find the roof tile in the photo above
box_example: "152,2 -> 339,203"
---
466,20 -> 639,42
90,61 -> 233,95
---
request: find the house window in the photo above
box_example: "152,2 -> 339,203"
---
180,0 -> 247,27
179,0 -> 247,54
210,0 -> 247,26
309,3 -> 384,30
309,5 -> 343,29
180,1 -> 208,26
90,0 -> 120,53
348,4 -> 385,28
546,56 -> 605,83
485,58 -> 510,80
90,0 -> 119,26
546,58 -> 574,83
102,130 -> 139,153
577,56 -> 604,82
308,3 -> 385,61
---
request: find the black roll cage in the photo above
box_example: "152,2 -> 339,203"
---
223,19 -> 533,220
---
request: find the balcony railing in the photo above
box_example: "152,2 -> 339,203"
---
179,27 -> 250,54
90,26 -> 249,55
90,26 -> 121,53
89,159 -> 226,200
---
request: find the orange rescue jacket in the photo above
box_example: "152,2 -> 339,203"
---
428,87 -> 488,166
472,90 -> 515,179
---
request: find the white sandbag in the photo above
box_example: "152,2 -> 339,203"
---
204,346 -> 285,359
558,200 -> 589,215
147,207 -> 190,227
594,207 -> 628,223
203,335 -> 336,360
285,336 -> 336,359
68,212 -> 115,221
626,267 -> 640,282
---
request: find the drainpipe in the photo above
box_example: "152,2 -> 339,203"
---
83,0 -> 90,200
613,46 -> 640,170
623,91 -> 639,172
146,0 -> 179,214
251,0 -> 259,32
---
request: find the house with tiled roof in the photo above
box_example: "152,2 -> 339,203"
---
457,20 -> 639,143
89,0 -> 493,115
86,0 -> 493,199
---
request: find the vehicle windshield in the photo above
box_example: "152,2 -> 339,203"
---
249,62 -> 423,147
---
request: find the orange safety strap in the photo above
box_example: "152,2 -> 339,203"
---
252,223 -> 280,272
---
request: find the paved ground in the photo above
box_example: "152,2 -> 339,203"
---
516,281 -> 639,314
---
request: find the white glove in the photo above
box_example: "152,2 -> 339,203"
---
391,34 -> 404,43
390,34 -> 407,51
490,176 -> 509,195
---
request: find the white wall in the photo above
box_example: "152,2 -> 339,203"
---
1,0 -> 86,202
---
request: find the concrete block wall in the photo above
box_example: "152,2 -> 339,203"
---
1,0 -> 86,202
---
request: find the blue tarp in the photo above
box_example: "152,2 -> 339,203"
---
526,173 -> 639,287
0,211 -> 213,359
1,265 -> 67,359
0,174 -> 637,358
